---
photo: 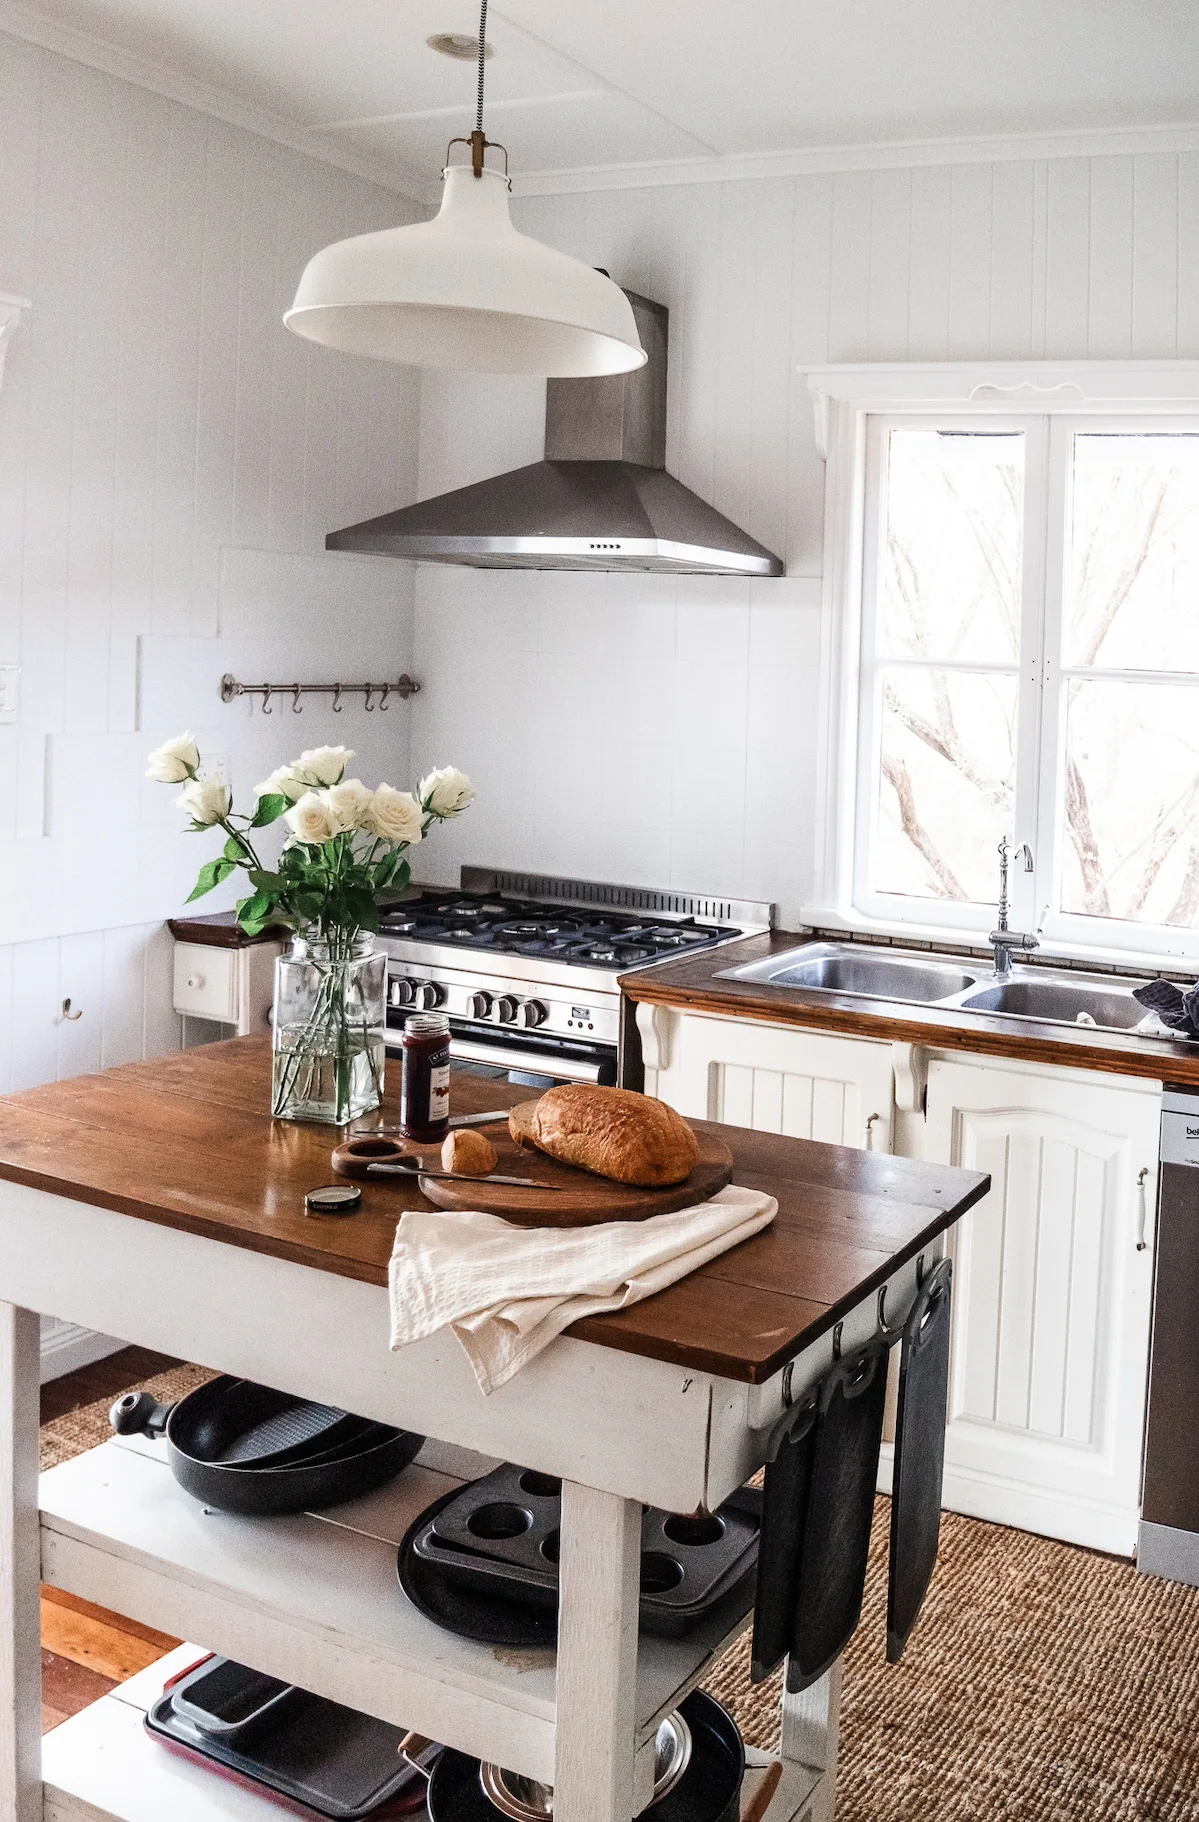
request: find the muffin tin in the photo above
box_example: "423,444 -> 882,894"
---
409,1464 -> 761,1638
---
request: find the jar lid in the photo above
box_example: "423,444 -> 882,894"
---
404,1012 -> 451,1036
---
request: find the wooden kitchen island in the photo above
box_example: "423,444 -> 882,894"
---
0,1039 -> 988,1822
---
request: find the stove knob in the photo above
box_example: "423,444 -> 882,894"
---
494,995 -> 519,1025
466,991 -> 493,1020
390,975 -> 418,1007
414,981 -> 445,1011
515,999 -> 547,1029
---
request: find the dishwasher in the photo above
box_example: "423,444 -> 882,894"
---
1139,1086 -> 1199,1584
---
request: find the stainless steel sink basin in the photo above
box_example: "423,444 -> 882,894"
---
714,939 -> 1159,1034
959,977 -> 1150,1031
715,942 -> 981,1004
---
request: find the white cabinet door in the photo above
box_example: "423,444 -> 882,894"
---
925,1055 -> 1159,1554
636,1006 -> 895,1151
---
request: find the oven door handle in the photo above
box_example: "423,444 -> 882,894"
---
409,1034 -> 606,1084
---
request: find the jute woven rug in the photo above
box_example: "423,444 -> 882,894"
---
42,1370 -> 1199,1821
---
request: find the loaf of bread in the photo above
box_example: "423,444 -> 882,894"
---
441,1129 -> 498,1176
508,1085 -> 699,1187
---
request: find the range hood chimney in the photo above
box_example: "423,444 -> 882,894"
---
325,290 -> 784,576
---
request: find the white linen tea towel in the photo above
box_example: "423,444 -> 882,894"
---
388,1184 -> 776,1394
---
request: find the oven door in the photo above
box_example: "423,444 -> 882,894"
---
386,1015 -> 617,1088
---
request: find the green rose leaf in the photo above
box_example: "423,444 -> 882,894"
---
186,858 -> 236,901
249,793 -> 288,828
236,890 -> 275,934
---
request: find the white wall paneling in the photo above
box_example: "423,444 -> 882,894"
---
410,151 -> 1199,927
0,30 -> 427,1110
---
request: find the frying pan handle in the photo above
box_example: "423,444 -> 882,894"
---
109,1390 -> 172,1438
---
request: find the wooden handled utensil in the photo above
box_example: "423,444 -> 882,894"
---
331,1133 -> 559,1191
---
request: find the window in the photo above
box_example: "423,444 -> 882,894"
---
812,365 -> 1199,961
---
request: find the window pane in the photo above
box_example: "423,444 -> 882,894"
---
1060,680 -> 1199,928
1065,433 -> 1199,672
876,667 -> 1016,904
880,429 -> 1024,664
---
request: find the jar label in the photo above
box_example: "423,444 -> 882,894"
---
430,1063 -> 450,1118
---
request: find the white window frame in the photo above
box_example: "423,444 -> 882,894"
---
807,361 -> 1199,971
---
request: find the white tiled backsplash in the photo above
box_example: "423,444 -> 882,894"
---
0,31 -> 424,1092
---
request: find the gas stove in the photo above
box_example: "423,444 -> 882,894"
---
378,867 -> 771,1086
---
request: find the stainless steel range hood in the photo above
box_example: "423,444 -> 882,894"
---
326,290 -> 784,576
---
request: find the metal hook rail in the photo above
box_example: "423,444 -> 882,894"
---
219,674 -> 420,716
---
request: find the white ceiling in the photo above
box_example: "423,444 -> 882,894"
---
5,0 -> 1199,199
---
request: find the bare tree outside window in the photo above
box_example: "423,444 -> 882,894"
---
867,426 -> 1199,935
874,430 -> 1022,905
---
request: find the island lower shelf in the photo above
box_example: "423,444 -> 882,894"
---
39,1437 -> 759,1789
41,1644 -> 809,1822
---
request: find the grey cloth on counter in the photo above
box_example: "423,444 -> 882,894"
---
1132,978 -> 1199,1039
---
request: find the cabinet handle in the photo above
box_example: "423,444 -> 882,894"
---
1136,1166 -> 1150,1252
865,1112 -> 882,1151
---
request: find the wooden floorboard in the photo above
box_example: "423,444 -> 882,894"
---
39,1344 -> 182,1424
40,1352 -> 184,1731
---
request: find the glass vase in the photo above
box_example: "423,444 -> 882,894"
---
271,931 -> 386,1124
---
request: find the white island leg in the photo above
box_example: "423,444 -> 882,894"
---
0,1303 -> 42,1821
554,1479 -> 642,1822
781,1658 -> 842,1822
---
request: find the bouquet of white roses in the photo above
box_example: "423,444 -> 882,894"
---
146,733 -> 473,940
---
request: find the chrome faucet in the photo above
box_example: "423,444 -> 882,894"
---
990,836 -> 1038,978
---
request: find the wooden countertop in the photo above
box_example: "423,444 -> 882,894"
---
621,930 -> 1199,1088
167,910 -> 286,948
0,1037 -> 987,1384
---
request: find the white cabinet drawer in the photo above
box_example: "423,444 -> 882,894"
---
173,943 -> 238,1023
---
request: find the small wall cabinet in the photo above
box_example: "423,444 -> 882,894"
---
172,939 -> 281,1037
636,1001 -> 1162,1554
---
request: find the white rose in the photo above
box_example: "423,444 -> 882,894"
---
420,766 -> 475,818
367,784 -> 424,846
293,745 -> 355,788
174,775 -> 230,826
285,790 -> 338,845
325,777 -> 373,833
255,767 -> 307,804
146,732 -> 199,784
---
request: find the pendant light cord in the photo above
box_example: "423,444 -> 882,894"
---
476,0 -> 488,135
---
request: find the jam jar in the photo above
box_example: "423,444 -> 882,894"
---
399,1012 -> 451,1143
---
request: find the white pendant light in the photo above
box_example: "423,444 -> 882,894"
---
284,4 -> 645,377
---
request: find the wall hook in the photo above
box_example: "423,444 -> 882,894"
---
877,1281 -> 904,1342
379,682 -> 391,712
262,686 -> 273,715
364,683 -> 375,711
292,683 -> 303,714
61,997 -> 82,1022
332,683 -> 343,713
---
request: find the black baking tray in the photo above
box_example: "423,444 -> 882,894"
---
145,1656 -> 433,1820
410,1464 -> 761,1638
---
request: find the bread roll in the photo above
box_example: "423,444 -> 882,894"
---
523,1085 -> 699,1187
441,1129 -> 498,1176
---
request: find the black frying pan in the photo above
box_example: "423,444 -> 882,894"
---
110,1375 -> 424,1517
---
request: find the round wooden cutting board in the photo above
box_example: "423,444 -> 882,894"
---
416,1111 -> 734,1227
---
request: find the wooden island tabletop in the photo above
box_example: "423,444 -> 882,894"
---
0,1037 -> 988,1383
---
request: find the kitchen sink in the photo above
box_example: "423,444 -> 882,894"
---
714,940 -> 1160,1034
959,977 -> 1150,1031
715,942 -> 981,1003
